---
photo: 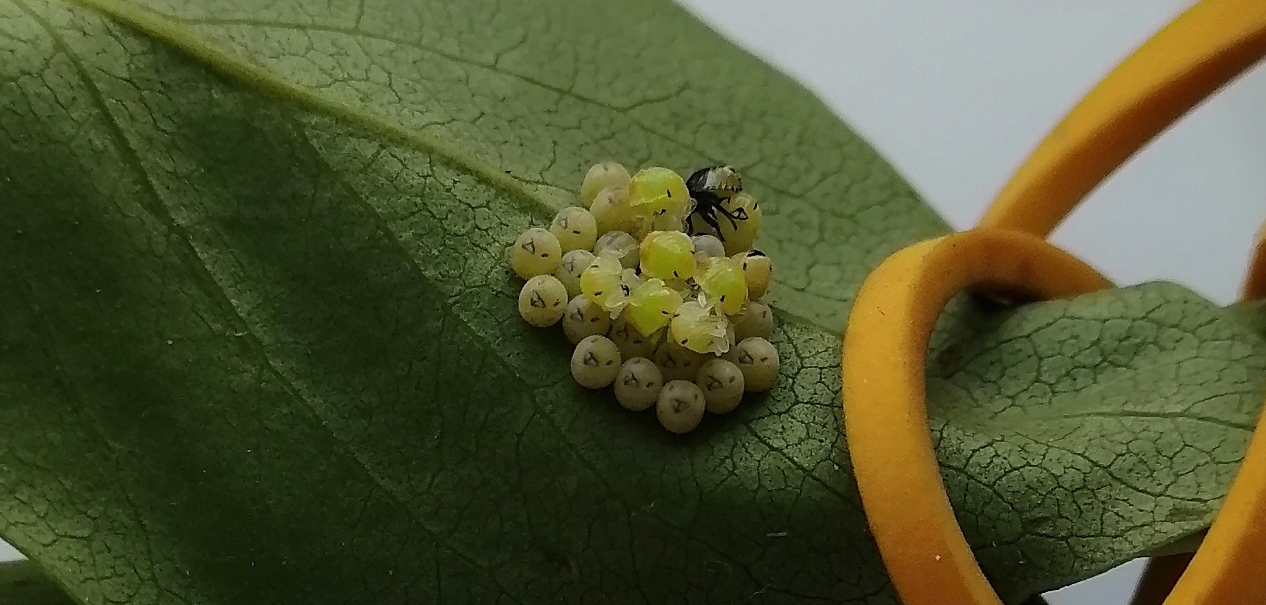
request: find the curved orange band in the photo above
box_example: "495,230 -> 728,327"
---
980,0 -> 1266,239
842,229 -> 1111,605
1243,221 -> 1266,302
843,229 -> 1266,605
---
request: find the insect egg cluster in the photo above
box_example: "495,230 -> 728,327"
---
509,162 -> 780,434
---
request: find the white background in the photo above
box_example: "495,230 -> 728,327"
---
674,0 -> 1266,603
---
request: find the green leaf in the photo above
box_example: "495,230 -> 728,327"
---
0,0 -> 1262,604
0,562 -> 75,605
1228,299 -> 1266,339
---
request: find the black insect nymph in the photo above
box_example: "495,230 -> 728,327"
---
685,165 -> 744,237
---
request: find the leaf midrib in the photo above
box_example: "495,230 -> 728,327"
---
54,0 -> 842,334
12,1 -> 534,595
20,6 -> 853,590
58,0 -> 563,215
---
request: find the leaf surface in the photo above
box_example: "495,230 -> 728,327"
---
0,562 -> 75,605
0,0 -> 1262,603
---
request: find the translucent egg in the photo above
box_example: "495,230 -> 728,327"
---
627,167 -> 690,225
735,250 -> 772,299
590,185 -> 636,234
555,249 -> 595,298
697,256 -> 747,316
594,230 -> 639,270
580,162 -> 631,208
669,300 -> 733,356
581,254 -> 639,316
625,279 -> 684,336
717,192 -> 762,256
640,231 -> 697,281
643,199 -> 693,235
692,234 -> 726,260
549,207 -> 598,253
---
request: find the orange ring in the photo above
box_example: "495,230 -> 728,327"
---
980,0 -> 1266,239
842,229 -> 1111,605
1243,221 -> 1266,302
843,229 -> 1266,605
848,1 -> 1266,603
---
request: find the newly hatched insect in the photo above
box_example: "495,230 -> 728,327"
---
563,295 -> 613,344
696,358 -> 745,414
735,250 -> 772,299
609,313 -> 662,359
684,165 -> 743,237
717,193 -> 762,255
594,230 -> 640,270
555,249 -> 595,298
550,207 -> 598,253
570,335 -> 622,389
625,279 -> 684,337
518,274 -> 569,327
728,337 -> 779,392
613,357 -> 663,412
580,162 -> 631,209
696,256 -> 748,316
733,300 -> 773,341
640,230 -> 697,281
510,227 -> 562,280
656,380 -> 707,434
669,300 -> 733,356
581,254 -> 640,316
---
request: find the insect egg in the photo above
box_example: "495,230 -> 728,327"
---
669,300 -> 732,356
733,300 -> 773,341
696,358 -> 744,414
625,278 -> 684,337
614,357 -> 663,411
510,227 -> 562,280
639,230 -> 697,281
727,337 -> 779,392
609,313 -> 662,359
735,250 -> 772,299
692,234 -> 726,260
580,162 -> 631,208
594,230 -> 639,270
654,337 -> 707,382
717,193 -> 763,256
563,295 -> 613,344
517,274 -> 568,327
656,380 -> 706,434
697,256 -> 747,316
590,185 -> 636,235
555,249 -> 595,298
627,167 -> 690,224
570,335 -> 622,389
550,207 -> 598,253
581,254 -> 639,316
